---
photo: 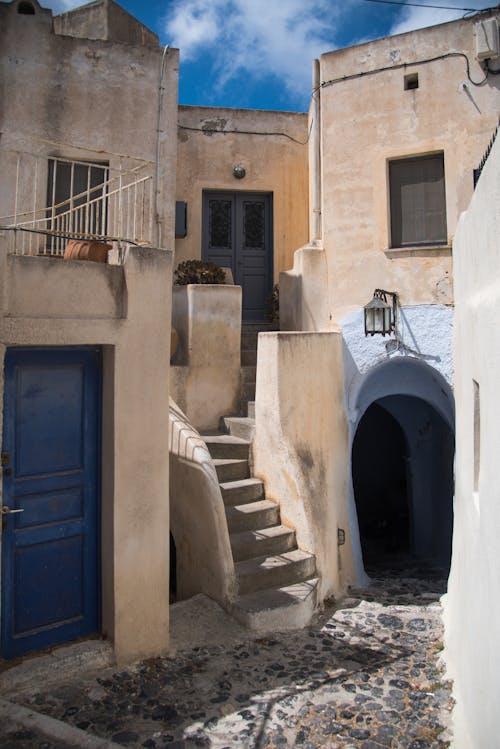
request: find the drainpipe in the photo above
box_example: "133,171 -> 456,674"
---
311,59 -> 322,244
154,44 -> 169,249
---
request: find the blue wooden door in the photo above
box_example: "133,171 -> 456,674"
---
202,191 -> 273,322
1,347 -> 101,658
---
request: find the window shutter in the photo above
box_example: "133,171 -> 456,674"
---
390,154 -> 447,247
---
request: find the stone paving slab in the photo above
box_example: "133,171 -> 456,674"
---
0,568 -> 453,749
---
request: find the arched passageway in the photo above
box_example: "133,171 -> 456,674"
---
352,394 -> 454,572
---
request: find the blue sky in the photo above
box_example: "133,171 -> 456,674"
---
44,0 -> 494,111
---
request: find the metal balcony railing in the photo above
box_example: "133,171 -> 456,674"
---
0,155 -> 154,257
474,119 -> 500,188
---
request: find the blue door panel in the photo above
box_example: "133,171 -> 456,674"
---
16,487 -> 83,528
14,534 -> 84,632
16,365 -> 85,476
1,347 -> 101,659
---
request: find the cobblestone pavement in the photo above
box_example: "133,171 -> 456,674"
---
2,719 -> 71,749
2,565 -> 453,749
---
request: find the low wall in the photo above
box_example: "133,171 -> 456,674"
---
5,255 -> 125,319
279,244 -> 329,332
253,332 -> 349,599
169,399 -> 236,605
170,284 -> 242,430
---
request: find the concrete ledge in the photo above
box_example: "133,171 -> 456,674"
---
0,641 -> 114,696
0,698 -> 122,749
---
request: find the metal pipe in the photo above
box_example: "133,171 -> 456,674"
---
311,59 -> 322,244
154,44 -> 170,249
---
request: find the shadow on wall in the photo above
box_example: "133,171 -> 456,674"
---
348,357 -> 455,576
168,398 -> 236,605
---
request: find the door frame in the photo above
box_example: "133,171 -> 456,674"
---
1,345 -> 102,659
201,189 -> 274,322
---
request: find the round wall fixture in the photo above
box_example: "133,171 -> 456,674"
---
232,165 -> 246,179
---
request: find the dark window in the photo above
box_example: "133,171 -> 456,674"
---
208,199 -> 232,249
243,200 -> 265,249
389,154 -> 447,248
46,158 -> 109,253
404,73 -> 419,90
18,2 -> 35,14
473,379 -> 480,493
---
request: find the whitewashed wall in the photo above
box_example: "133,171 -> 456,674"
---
341,304 -> 454,584
443,133 -> 500,748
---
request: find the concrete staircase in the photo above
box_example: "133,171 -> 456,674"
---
240,323 -> 276,413
201,422 -> 319,630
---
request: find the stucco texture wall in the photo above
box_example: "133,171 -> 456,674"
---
0,0 -> 178,251
176,106 -> 309,284
444,133 -> 500,748
318,14 -> 500,324
0,243 -> 173,664
253,332 -> 349,598
170,284 -> 242,430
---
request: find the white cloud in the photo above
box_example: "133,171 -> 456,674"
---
39,0 -> 83,14
390,1 -> 490,36
165,0 -> 348,101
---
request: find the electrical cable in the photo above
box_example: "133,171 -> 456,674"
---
177,122 -> 313,145
362,0 -> 479,10
319,50 -> 489,91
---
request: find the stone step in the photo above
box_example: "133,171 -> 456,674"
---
240,382 -> 256,404
202,433 -> 250,460
230,524 -> 297,562
220,416 -> 255,442
235,548 -> 317,595
220,477 -> 264,505
241,348 -> 257,366
225,499 -> 279,533
241,366 -> 256,385
241,324 -> 276,349
232,578 -> 319,630
213,458 -> 250,482
247,401 -> 255,419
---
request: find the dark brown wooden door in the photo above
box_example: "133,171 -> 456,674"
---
202,191 -> 273,322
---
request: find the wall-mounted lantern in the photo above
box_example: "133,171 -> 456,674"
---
364,288 -> 398,336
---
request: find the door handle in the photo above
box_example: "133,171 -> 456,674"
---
1,506 -> 24,514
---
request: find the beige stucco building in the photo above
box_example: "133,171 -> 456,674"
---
2,3 -> 500,741
175,105 -> 309,324
0,0 -> 178,662
168,7 -> 500,656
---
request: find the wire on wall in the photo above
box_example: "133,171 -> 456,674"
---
318,50 -> 490,91
177,122 -> 313,146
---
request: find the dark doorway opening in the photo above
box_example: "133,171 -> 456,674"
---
352,396 -> 454,575
352,403 -> 410,563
